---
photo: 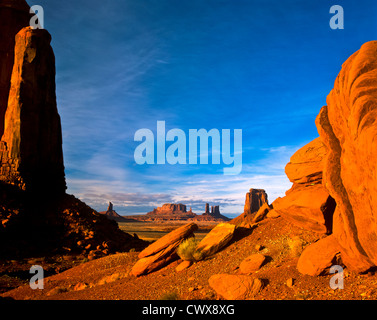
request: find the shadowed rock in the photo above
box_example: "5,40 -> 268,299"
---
0,27 -> 66,194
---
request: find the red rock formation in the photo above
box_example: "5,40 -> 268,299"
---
315,41 -> 377,272
194,223 -> 235,258
99,202 -> 134,222
192,204 -> 230,222
148,203 -> 187,215
230,188 -> 270,227
0,26 -> 66,194
131,223 -> 198,276
0,0 -> 31,137
243,189 -> 268,215
297,235 -> 342,276
0,6 -> 147,258
272,138 -> 336,234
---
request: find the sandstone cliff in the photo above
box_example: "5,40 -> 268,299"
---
278,41 -> 377,274
0,1 -> 147,258
0,0 -> 31,137
0,27 -> 66,194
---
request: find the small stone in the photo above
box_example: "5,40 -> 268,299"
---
239,254 -> 267,274
73,282 -> 88,291
286,278 -> 294,288
176,260 -> 192,272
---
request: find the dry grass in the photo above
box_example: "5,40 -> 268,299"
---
177,238 -> 203,262
287,235 -> 307,257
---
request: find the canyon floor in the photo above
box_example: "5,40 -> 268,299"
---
1,217 -> 377,300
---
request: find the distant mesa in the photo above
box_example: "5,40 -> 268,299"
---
125,203 -> 230,222
147,203 -> 190,216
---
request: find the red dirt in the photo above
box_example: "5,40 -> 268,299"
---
2,217 -> 377,300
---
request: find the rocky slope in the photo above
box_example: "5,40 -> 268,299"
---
3,216 -> 377,300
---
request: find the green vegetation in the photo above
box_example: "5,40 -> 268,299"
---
159,291 -> 179,300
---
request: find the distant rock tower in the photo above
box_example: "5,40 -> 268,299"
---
211,205 -> 220,216
243,189 -> 268,215
205,203 -> 210,214
0,2 -> 66,194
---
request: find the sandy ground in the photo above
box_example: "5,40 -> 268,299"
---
2,217 -> 377,300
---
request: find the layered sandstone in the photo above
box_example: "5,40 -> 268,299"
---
230,188 -> 270,228
273,138 -> 336,234
314,41 -> 377,272
0,0 -> 31,136
0,4 -> 147,258
148,203 -> 187,215
0,27 -> 66,194
127,203 -> 229,222
131,223 -> 198,276
192,203 -> 230,222
243,189 -> 268,215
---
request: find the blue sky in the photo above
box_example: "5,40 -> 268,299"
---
28,0 -> 377,217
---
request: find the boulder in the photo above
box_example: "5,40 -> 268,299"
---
209,274 -> 264,300
131,223 -> 198,276
195,223 -> 236,258
272,137 -> 336,234
285,137 -> 325,185
297,235 -> 342,276
138,222 -> 198,259
315,41 -> 377,272
252,203 -> 272,223
131,243 -> 179,277
176,260 -> 192,272
273,184 -> 336,234
239,254 -> 267,274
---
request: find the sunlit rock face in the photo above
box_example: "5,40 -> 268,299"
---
316,41 -> 377,273
0,0 -> 31,137
0,2 -> 66,195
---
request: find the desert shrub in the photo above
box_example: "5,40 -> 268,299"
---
287,236 -> 307,257
177,237 -> 203,262
159,291 -> 179,300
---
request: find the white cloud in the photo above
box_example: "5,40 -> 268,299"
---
66,143 -> 298,216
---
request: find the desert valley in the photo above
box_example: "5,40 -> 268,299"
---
2,0 -> 377,305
